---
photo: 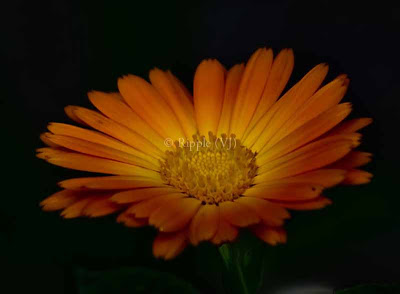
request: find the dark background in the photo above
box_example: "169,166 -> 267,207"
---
2,0 -> 400,293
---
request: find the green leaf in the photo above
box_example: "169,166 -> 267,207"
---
76,266 -> 200,294
219,232 -> 267,294
335,284 -> 400,294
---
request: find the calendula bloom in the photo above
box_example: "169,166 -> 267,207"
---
38,48 -> 372,260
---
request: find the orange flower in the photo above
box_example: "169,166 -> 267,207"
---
38,48 -> 372,260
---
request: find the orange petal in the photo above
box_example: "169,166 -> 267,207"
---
271,196 -> 332,210
83,197 -> 120,217
217,63 -> 245,136
329,151 -> 372,169
236,197 -> 290,226
88,91 -> 167,152
149,69 -> 197,138
153,230 -> 187,260
149,198 -> 201,232
250,224 -> 287,245
189,204 -> 219,245
266,74 -> 349,145
244,63 -> 329,152
117,212 -> 147,228
40,189 -> 81,211
219,201 -> 260,227
194,59 -> 226,136
166,70 -> 194,104
256,135 -> 355,181
66,106 -> 164,159
342,169 -> 373,185
40,132 -> 60,148
328,117 -> 372,135
47,123 -> 157,164
59,176 -> 163,190
64,105 -> 88,126
230,48 -> 273,139
259,103 -> 352,161
111,187 -> 178,204
61,198 -> 92,218
244,182 -> 323,201
43,133 -> 159,171
118,75 -> 185,140
245,49 -> 294,138
127,193 -> 185,218
256,169 -> 346,188
211,217 -> 239,245
37,148 -> 160,177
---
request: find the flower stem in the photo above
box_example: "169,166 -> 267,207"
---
218,236 -> 265,294
219,244 -> 250,294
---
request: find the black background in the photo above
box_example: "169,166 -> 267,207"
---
2,0 -> 400,293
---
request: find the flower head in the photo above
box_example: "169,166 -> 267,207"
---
38,48 -> 372,259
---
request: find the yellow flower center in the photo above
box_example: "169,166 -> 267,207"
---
160,132 -> 258,205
